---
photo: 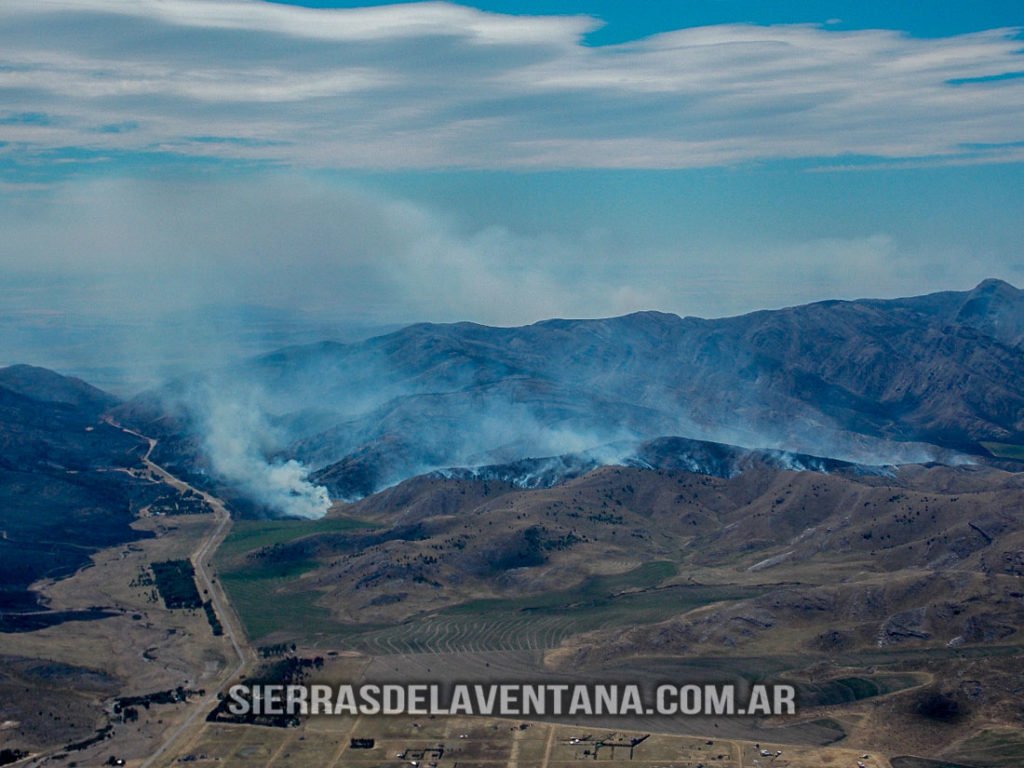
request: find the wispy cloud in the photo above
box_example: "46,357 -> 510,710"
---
0,1 -> 1021,170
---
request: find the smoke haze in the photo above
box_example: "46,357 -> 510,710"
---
188,381 -> 331,519
1,174 -> 1016,360
1,174 -> 1017,516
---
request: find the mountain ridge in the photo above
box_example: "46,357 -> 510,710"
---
0,363 -> 118,415
115,279 -> 1024,507
0,367 -> 160,619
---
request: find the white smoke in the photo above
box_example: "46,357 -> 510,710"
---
194,384 -> 330,519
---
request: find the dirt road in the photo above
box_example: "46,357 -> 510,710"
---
107,420 -> 255,768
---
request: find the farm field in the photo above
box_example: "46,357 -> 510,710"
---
215,517 -> 378,562
942,727 -> 1024,768
203,501 -> 1024,768
216,528 -> 770,652
347,574 -> 767,656
216,522 -> 770,652
214,516 -> 378,640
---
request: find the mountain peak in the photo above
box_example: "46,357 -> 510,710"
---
955,279 -> 1024,340
971,277 -> 1019,295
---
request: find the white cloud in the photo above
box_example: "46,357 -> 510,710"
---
11,0 -> 596,45
0,1 -> 1021,169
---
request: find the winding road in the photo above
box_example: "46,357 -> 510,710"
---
106,420 -> 255,768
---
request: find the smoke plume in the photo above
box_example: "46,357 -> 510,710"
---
190,381 -> 331,519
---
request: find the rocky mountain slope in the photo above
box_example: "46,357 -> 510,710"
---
119,279 -> 1024,503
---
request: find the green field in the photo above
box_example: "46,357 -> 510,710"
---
795,674 -> 921,707
890,758 -> 983,768
214,516 -> 377,641
215,526 -> 766,651
215,516 -> 376,562
345,564 -> 768,655
944,728 -> 1024,768
216,575 -> 348,641
980,441 -> 1024,460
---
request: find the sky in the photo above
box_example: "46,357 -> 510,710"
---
1,0 -> 1023,376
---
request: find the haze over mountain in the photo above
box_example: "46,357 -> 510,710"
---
114,279 -> 1024,517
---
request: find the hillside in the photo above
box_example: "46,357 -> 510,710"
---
0,364 -> 117,413
223,461 -> 1024,631
212,457 -> 1024,757
119,279 -> 1024,505
0,365 -> 163,624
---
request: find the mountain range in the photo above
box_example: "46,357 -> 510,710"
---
117,278 -> 1024,505
4,281 -> 1024,763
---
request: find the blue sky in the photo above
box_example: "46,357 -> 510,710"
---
275,1 -> 1024,42
0,0 -> 1022,346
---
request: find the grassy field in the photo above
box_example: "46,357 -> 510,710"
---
795,673 -> 922,707
890,758 -> 983,768
216,527 -> 766,651
344,564 -> 767,655
980,441 -> 1024,460
214,516 -> 376,641
944,727 -> 1024,768
215,516 -> 376,562
215,575 -> 347,640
